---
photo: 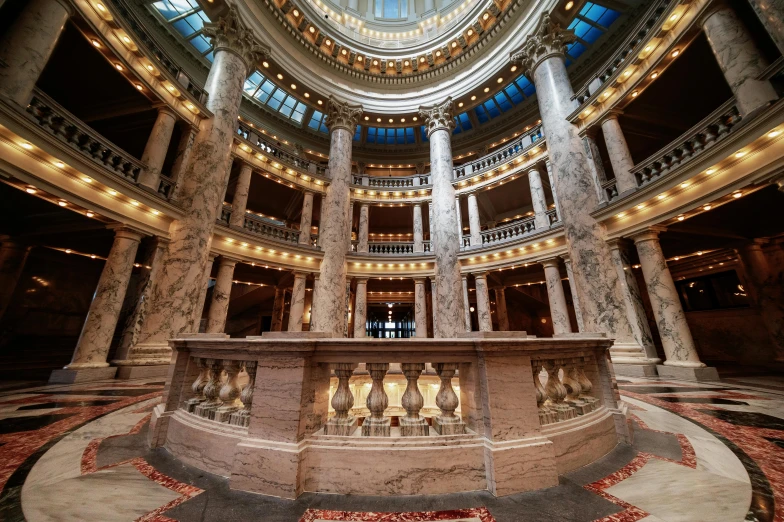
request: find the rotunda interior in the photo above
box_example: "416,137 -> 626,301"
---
0,0 -> 783,519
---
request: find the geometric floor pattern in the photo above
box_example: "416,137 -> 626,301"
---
0,374 -> 782,521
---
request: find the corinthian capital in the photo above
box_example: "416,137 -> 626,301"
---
203,6 -> 270,73
510,13 -> 575,78
418,98 -> 455,137
325,96 -> 363,133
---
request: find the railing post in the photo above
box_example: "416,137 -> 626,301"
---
362,363 -> 391,436
400,363 -> 429,436
432,363 -> 466,435
184,357 -> 208,412
230,361 -> 256,427
214,359 -> 243,422
324,363 -> 359,435
194,358 -> 224,419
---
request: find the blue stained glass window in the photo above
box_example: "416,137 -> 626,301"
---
597,9 -> 620,27
494,92 -> 513,112
515,75 -> 536,96
504,84 -> 524,104
367,127 -> 378,144
354,125 -> 362,142
475,105 -> 489,124
405,127 -> 415,143
484,100 -> 500,118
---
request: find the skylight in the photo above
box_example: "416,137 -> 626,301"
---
366,127 -> 416,145
244,71 -> 308,124
151,0 -> 214,62
566,2 -> 621,60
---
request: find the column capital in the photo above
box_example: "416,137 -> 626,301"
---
597,109 -> 624,127
510,13 -> 576,78
106,224 -> 145,242
413,277 -> 427,284
53,0 -> 75,16
473,272 -> 488,281
606,237 -> 634,251
325,95 -> 363,133
208,252 -> 219,262
218,254 -> 242,265
540,257 -> 562,269
418,97 -> 455,137
152,103 -> 179,120
631,225 -> 667,244
203,6 -> 270,73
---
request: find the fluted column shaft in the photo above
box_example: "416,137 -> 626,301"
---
288,272 -> 308,332
467,193 -> 482,247
311,98 -> 362,336
414,278 -> 428,338
0,0 -> 71,105
134,12 -> 268,346
413,204 -> 424,253
358,203 -> 369,252
229,162 -> 253,228
298,191 -> 315,245
542,258 -> 572,335
353,277 -> 368,337
67,227 -> 144,368
600,114 -> 637,194
528,167 -> 550,230
0,240 -> 32,322
495,287 -> 509,331
139,108 -> 178,191
462,275 -> 472,331
205,256 -> 237,333
702,1 -> 777,117
474,273 -> 493,332
632,229 -> 704,367
270,287 -> 286,332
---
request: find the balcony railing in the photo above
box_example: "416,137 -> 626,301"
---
453,125 -> 544,179
352,241 -> 432,255
353,175 -> 431,188
461,209 -> 559,248
236,122 -> 328,177
26,89 -> 150,191
219,205 -> 302,244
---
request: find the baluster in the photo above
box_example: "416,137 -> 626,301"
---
362,363 -> 391,436
432,363 -> 466,435
400,363 -> 429,436
576,357 -> 600,411
230,361 -> 257,427
324,363 -> 359,435
194,358 -> 223,419
543,360 -> 576,422
214,359 -> 243,422
183,357 -> 208,412
532,360 -> 557,425
561,358 -> 591,415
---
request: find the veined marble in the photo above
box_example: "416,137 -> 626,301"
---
270,287 -> 286,332
353,278 -> 368,337
298,192 -> 315,245
229,162 -> 253,228
169,126 -> 196,202
467,193 -> 482,247
748,0 -> 784,56
702,1 -> 777,117
600,113 -> 637,194
414,278 -> 428,338
357,203 -> 369,253
582,133 -> 609,203
512,14 -> 637,347
542,258 -> 571,335
462,276 -> 472,332
288,272 -> 307,332
311,97 -> 362,336
527,167 -> 550,230
455,197 -> 463,241
138,108 -> 178,191
494,288 -> 510,331
205,256 -> 238,333
561,254 -> 584,332
545,161 -> 561,222
413,204 -> 424,253
474,273 -> 492,332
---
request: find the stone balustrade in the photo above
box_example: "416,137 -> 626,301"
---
453,125 -> 544,179
219,205 -> 302,244
632,101 -> 741,187
352,175 -> 430,188
149,332 -> 628,499
236,121 -> 328,177
479,216 -> 537,246
26,90 -> 147,190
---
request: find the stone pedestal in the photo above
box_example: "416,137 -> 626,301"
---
49,367 -> 117,384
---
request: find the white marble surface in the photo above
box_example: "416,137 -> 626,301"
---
542,258 -> 571,335
582,134 -> 609,203
353,278 -> 367,337
270,287 -> 286,332
633,230 -> 704,367
299,191 -> 315,245
205,256 -> 237,333
702,2 -> 777,117
600,114 -> 637,194
527,167 -> 550,230
462,276 -> 472,332
414,278 -> 428,338
229,162 -> 253,228
67,227 -> 143,369
561,254 -> 584,332
139,108 -> 178,191
169,126 -> 196,202
494,287 -> 509,331
288,272 -> 307,332
467,193 -> 482,247
0,0 -> 70,105
357,203 -> 369,252
413,203 -> 424,253
474,273 -> 492,332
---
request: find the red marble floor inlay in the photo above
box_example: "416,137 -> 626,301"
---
299,507 -> 496,522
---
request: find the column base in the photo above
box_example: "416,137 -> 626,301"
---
361,416 -> 391,436
49,366 -> 117,384
115,364 -> 170,380
656,364 -> 720,382
609,341 -> 660,377
112,342 -> 173,380
323,415 -> 358,436
432,415 -> 466,435
399,416 -> 430,436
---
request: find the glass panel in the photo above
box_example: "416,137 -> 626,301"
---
405,127 -> 415,143
384,0 -> 400,18
567,42 -> 587,59
354,125 -> 362,141
494,92 -> 512,112
420,126 -> 429,142
267,89 -> 285,110
308,111 -> 323,130
475,105 -> 489,123
583,26 -> 603,44
504,84 -> 523,104
278,96 -> 296,117
255,80 -> 275,103
484,100 -> 500,118
597,9 -> 620,27
188,34 -> 211,53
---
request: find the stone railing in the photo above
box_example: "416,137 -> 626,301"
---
479,216 -> 537,246
572,0 -> 676,106
352,175 -> 431,188
632,101 -> 741,187
602,179 -> 619,202
236,122 -> 327,177
26,89 -> 146,189
453,125 -> 544,179
351,241 -> 432,254
219,205 -> 301,244
150,332 -> 625,498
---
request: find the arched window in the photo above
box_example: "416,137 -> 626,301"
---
374,0 -> 407,19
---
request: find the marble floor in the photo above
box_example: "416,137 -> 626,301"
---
0,373 -> 782,522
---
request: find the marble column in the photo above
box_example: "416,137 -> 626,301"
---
413,203 -> 424,253
737,241 -> 784,361
455,196 -> 464,244
467,192 -> 482,247
205,256 -> 238,333
494,287 -> 509,331
462,275 -> 472,331
608,239 -> 659,361
311,97 -> 363,336
293,194 -> 312,247
632,228 -> 707,369
131,8 -> 269,352
428,202 -> 435,249
353,277 -> 367,337
561,254 -> 584,332
138,107 -> 178,191
429,276 -> 439,335
346,201 -> 355,251
583,131 -> 609,203
0,0 -> 71,106
169,124 -> 197,201
600,113 -> 638,194
414,277 -> 428,338
229,162 -> 253,228
194,253 -> 217,332
748,0 -> 784,56
419,98 -> 466,337
54,227 -> 144,380
0,239 -> 32,322
545,160 -> 561,222
474,273 -> 493,332
512,15 -> 638,347
270,287 -> 286,332
528,167 -> 550,230
288,272 -> 307,332
702,0 -> 778,117
542,258 -> 572,335
357,203 -> 369,253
